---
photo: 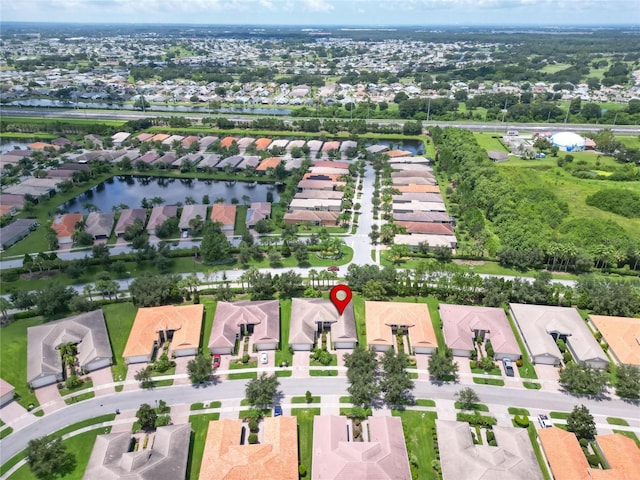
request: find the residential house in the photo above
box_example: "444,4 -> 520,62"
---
289,298 -> 357,351
510,304 -> 608,368
179,204 -> 207,232
210,204 -> 236,232
395,222 -> 454,235
365,301 -> 437,354
589,315 -> 640,366
146,206 -> 178,234
283,210 -> 338,226
114,209 -> 147,236
27,310 -> 113,388
289,198 -> 342,212
0,218 -> 37,250
257,157 -> 282,172
84,212 -> 115,240
439,304 -> 521,360
254,137 -> 272,150
437,420 -> 543,480
111,132 -> 130,146
294,190 -> 344,200
306,140 -> 323,152
297,180 -> 345,191
83,424 -> 191,480
51,213 -> 83,244
246,202 -> 271,228
198,417 -> 298,480
311,415 -> 411,480
209,300 -> 279,355
123,304 -> 204,364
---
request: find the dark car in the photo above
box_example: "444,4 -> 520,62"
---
502,358 -> 514,377
213,354 -> 221,368
327,266 -> 339,272
274,406 -> 283,417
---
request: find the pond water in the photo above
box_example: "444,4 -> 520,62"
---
0,140 -> 33,153
64,175 -> 282,214
366,139 -> 425,155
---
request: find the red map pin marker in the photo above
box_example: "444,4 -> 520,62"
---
330,284 -> 352,316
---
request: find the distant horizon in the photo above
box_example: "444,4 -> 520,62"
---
1,0 -> 639,27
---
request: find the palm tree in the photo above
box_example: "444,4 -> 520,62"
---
308,269 -> 318,288
83,284 -> 94,301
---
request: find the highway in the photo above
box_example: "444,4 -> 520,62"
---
3,107 -> 640,134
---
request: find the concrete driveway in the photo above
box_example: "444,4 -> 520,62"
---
34,384 -> 65,414
292,351 -> 310,378
91,367 -> 115,396
173,356 -> 193,386
0,402 -> 36,430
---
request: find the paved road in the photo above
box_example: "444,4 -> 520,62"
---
349,162 -> 376,266
3,107 -> 640,134
2,375 -> 639,465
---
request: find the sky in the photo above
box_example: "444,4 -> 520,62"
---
1,0 -> 639,26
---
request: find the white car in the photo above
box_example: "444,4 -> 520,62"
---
260,352 -> 268,364
538,414 -> 553,428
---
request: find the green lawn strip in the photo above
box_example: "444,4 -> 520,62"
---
392,410 -> 439,480
425,297 -> 446,351
59,379 -> 93,398
0,315 -> 42,410
470,364 -> 502,376
523,381 -> 542,389
64,391 -> 95,405
339,407 -> 373,417
549,411 -> 570,420
292,408 -> 320,477
238,409 -> 272,419
472,377 -> 505,386
413,399 -> 436,407
233,205 -> 248,236
190,401 -> 222,411
504,310 -> 538,379
275,370 -> 292,377
227,360 -> 258,380
199,298 -> 217,355
187,412 -> 220,480
606,417 -> 629,426
0,427 -> 14,440
508,407 -> 530,416
275,299 -> 293,367
148,366 -> 176,378
612,430 -> 640,448
309,368 -> 337,376
351,294 -> 366,346
102,302 -> 137,383
291,396 -> 321,404
339,396 -> 352,404
240,399 -> 251,406
454,402 -> 489,412
526,425 -> 553,480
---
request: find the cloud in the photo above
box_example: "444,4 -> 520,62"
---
302,0 -> 334,12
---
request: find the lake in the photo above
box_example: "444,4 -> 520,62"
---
366,139 -> 426,155
64,176 -> 282,214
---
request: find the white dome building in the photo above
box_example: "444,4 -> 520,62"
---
550,132 -> 586,152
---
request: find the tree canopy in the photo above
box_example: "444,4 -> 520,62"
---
26,437 -> 76,480
245,373 -> 280,406
344,346 -> 380,406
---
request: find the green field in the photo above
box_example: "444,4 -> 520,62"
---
187,412 -> 220,480
275,298 -> 293,367
102,302 -> 137,382
473,132 -> 510,152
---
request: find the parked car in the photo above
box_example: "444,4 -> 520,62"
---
538,414 -> 553,428
260,352 -> 268,364
327,266 -> 339,272
213,354 -> 221,369
274,405 -> 283,417
502,358 -> 514,377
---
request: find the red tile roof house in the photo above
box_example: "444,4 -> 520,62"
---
51,213 -> 83,245
311,415 -> 411,480
146,206 -> 178,233
284,210 -> 338,227
210,204 -> 237,232
246,202 -> 271,228
439,304 -> 521,360
220,136 -> 238,148
208,300 -> 280,355
254,137 -> 272,150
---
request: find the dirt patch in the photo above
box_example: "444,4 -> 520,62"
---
453,259 -> 485,267
20,270 -> 63,281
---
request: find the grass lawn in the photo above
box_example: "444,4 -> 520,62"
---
508,407 -> 530,416
549,411 -> 570,419
473,132 -> 510,152
414,399 -> 436,407
59,379 -> 93,398
0,315 -> 43,410
612,430 -> 640,447
527,425 -> 552,480
227,360 -> 257,380
470,363 -> 502,376
102,302 -> 137,383
199,298 -> 217,355
473,377 -> 505,386
454,402 -> 489,412
392,410 -> 439,480
505,311 -> 538,379
351,294 -> 366,346
190,401 -> 222,411
233,205 -> 248,236
0,426 -> 13,440
64,391 -> 95,405
292,408 -> 320,477
606,417 -> 629,426
339,396 -> 352,403
523,381 -> 542,389
186,412 -> 220,480
291,396 -> 320,404
275,299 -> 293,367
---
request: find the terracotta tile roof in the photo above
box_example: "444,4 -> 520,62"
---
395,221 -> 453,235
182,135 -> 199,147
28,142 -> 57,151
589,315 -> 640,366
198,417 -> 298,480
220,137 -> 237,148
210,204 -> 237,227
395,184 -> 441,193
313,161 -> 350,169
365,301 -> 437,351
595,433 -> 640,478
256,157 -> 282,171
283,210 -> 338,224
321,141 -> 341,151
150,133 -> 170,142
52,213 -> 83,240
384,149 -> 412,158
303,173 -> 343,182
123,305 -> 204,359
538,427 -> 591,480
137,133 -> 154,142
254,138 -> 272,150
